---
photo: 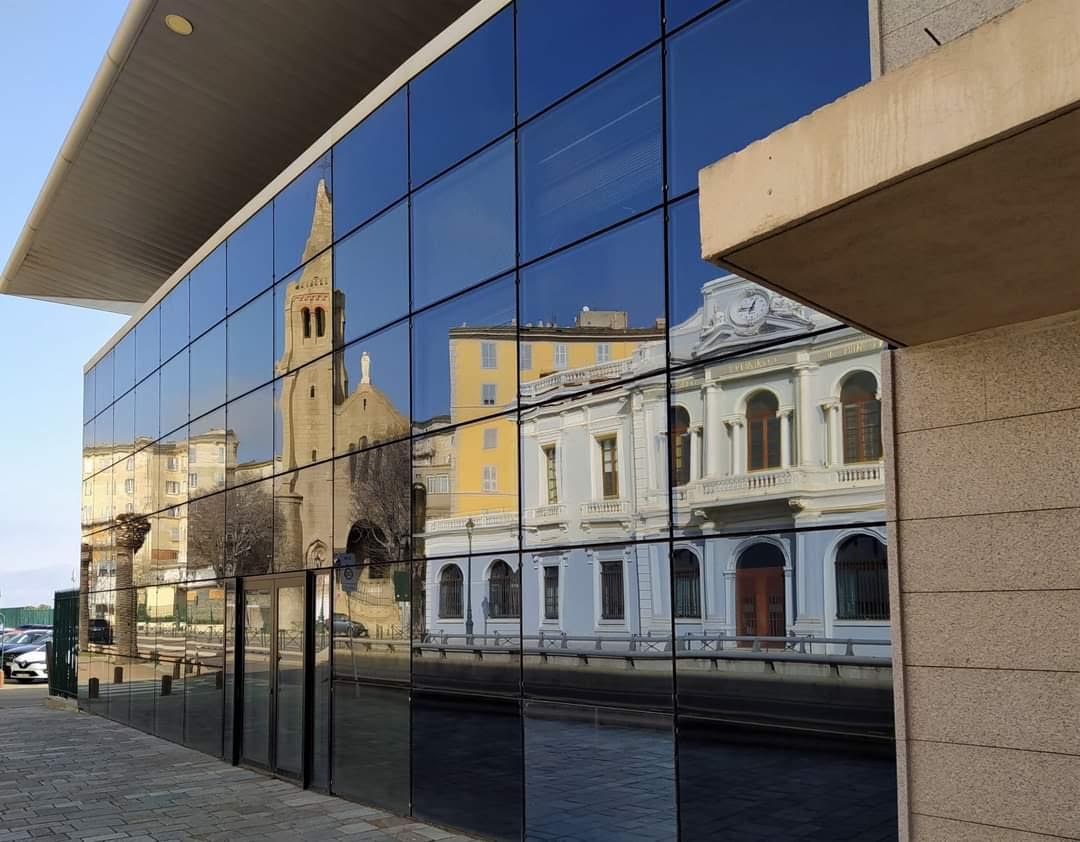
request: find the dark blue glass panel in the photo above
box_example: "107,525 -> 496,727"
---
668,193 -> 717,329
135,306 -> 160,384
190,321 -> 226,419
227,204 -> 273,313
227,289 -> 273,400
275,153 -> 333,280
272,248 -> 335,377
113,331 -> 136,397
189,245 -> 226,341
95,350 -> 114,412
411,273 -> 515,431
409,8 -> 513,186
160,276 -> 190,363
226,384 -> 274,486
113,389 -> 135,456
335,200 -> 408,344
666,0 -> 871,196
412,138 -> 515,309
83,368 -> 95,423
159,349 -> 189,437
334,322 -> 411,456
665,0 -> 715,30
333,89 -> 407,239
134,370 -> 159,446
516,0 -> 659,120
519,47 -> 662,261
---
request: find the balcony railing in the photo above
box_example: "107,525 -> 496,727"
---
675,462 -> 884,508
424,510 -> 518,534
523,503 -> 567,526
520,357 -> 637,399
580,499 -> 632,519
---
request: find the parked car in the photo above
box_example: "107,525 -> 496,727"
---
1,631 -> 51,676
9,647 -> 47,683
331,613 -> 368,638
87,619 -> 113,645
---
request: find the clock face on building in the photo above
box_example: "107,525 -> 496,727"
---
728,290 -> 770,328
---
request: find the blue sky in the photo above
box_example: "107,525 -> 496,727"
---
0,3 -> 128,608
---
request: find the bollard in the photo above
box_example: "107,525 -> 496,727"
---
161,674 -> 172,696
88,677 -> 100,699
215,670 -> 224,690
172,660 -> 181,679
114,665 -> 124,684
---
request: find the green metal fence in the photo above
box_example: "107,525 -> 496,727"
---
48,591 -> 78,699
0,605 -> 53,627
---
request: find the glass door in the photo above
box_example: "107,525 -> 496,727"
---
241,586 -> 272,768
273,578 -> 306,778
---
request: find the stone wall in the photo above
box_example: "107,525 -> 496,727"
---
884,309 -> 1080,840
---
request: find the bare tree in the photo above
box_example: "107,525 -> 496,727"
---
343,441 -> 412,563
187,483 -> 274,578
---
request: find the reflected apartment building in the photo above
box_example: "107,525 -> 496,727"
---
54,2 -> 906,840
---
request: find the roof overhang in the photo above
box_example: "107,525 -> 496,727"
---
698,0 -> 1080,346
1,0 -> 474,313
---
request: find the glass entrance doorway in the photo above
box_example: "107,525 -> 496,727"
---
241,575 -> 307,779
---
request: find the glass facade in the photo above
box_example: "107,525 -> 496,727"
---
80,3 -> 889,840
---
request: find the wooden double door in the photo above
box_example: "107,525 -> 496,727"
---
736,552 -> 785,647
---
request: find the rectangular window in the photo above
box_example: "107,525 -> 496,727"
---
543,566 -> 560,620
482,383 -> 497,406
481,341 -> 497,369
543,445 -> 558,504
519,343 -> 532,371
836,559 -> 890,620
124,479 -> 135,494
165,481 -> 181,495
170,528 -> 181,541
600,561 -> 625,620
482,465 -> 497,492
599,436 -> 619,499
189,473 -> 198,489
483,428 -> 498,449
554,343 -> 568,369
166,456 -> 179,471
596,343 -> 611,363
126,457 -> 134,472
426,474 -> 450,494
125,503 -> 135,514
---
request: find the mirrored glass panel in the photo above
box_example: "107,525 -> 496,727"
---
411,138 -> 515,309
189,244 -> 226,340
334,201 -> 408,344
333,89 -> 407,238
188,406 -> 227,501
666,0 -> 871,196
94,407 -> 112,474
520,211 -> 664,403
159,349 -> 189,437
134,370 -> 159,449
160,275 -> 190,363
227,289 -> 273,400
182,579 -> 225,756
673,531 -> 896,839
135,306 -> 160,384
412,273 -> 515,432
521,374 -> 668,547
226,384 -> 274,488
413,411 -> 520,559
333,440 -> 411,566
187,493 -> 225,582
334,322 -> 410,456
274,250 -> 333,378
275,353 -> 332,471
665,0 -> 715,30
275,153 -> 332,280
112,390 -> 136,470
524,701 -> 677,841
519,47 -> 662,261
114,330 -> 136,398
84,368 -> 95,423
225,477 -> 274,576
189,321 -> 226,419
95,349 -> 114,414
409,7 -> 513,186
227,203 -> 273,313
158,426 -> 188,515
516,0 -> 659,120
273,461 -> 332,572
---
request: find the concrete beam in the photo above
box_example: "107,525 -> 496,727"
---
699,0 -> 1080,346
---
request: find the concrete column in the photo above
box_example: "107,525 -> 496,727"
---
731,419 -> 744,475
690,425 -> 703,480
114,514 -> 151,659
644,404 -> 656,489
705,385 -> 722,476
830,403 -> 844,466
795,364 -> 814,467
779,409 -> 793,467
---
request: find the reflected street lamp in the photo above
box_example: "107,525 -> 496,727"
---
465,517 -> 475,643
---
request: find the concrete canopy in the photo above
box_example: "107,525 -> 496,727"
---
699,0 -> 1080,347
1,0 -> 473,314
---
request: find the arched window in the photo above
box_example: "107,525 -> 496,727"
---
301,307 -> 312,339
438,565 -> 463,619
835,534 -> 889,620
488,559 -> 520,618
841,372 -> 882,463
671,407 -> 691,487
746,391 -> 780,471
315,307 -> 326,338
672,549 -> 701,618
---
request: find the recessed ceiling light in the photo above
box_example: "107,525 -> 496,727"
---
164,14 -> 194,36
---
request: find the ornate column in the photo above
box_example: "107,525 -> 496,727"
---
830,403 -> 844,466
690,425 -> 703,481
795,363 -> 815,467
729,418 -> 745,475
705,385 -> 722,477
114,513 -> 151,659
644,402 -> 657,489
779,409 -> 793,468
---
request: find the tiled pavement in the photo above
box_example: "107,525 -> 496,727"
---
0,700 -> 474,842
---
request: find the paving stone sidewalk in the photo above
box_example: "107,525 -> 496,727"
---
0,702 -> 473,842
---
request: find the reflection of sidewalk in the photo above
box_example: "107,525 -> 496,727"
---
0,682 -> 48,709
0,704 -> 471,840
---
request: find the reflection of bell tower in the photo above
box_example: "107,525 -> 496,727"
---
277,179 -> 342,471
